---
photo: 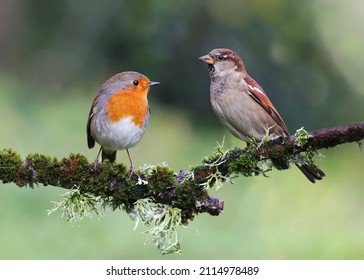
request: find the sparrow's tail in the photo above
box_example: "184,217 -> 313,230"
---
296,164 -> 325,183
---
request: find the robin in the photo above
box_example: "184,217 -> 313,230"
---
86,71 -> 159,176
199,48 -> 325,183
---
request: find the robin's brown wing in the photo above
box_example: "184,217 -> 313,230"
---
86,97 -> 98,149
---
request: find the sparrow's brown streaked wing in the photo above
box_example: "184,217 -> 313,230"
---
244,75 -> 289,135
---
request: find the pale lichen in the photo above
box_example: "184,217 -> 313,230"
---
200,137 -> 234,190
47,186 -> 103,225
133,198 -> 182,255
292,127 -> 324,168
294,127 -> 311,148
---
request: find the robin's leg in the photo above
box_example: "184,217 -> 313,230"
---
93,147 -> 102,170
126,149 -> 134,178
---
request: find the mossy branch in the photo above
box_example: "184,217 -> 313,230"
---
1,122 -> 364,219
1,121 -> 363,253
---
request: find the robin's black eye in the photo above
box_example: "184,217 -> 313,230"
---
132,80 -> 139,86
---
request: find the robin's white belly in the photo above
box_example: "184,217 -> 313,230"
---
92,116 -> 146,151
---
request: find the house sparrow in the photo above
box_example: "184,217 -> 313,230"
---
199,48 -> 325,183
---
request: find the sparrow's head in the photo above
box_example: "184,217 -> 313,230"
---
199,48 -> 246,80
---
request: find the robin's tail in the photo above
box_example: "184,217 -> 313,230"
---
101,149 -> 117,163
296,164 -> 325,183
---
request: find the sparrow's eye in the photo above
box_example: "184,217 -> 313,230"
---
217,54 -> 227,60
132,80 -> 139,86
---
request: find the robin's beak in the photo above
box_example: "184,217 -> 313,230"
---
199,54 -> 214,65
148,81 -> 160,87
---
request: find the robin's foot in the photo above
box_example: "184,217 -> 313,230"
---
128,165 -> 135,179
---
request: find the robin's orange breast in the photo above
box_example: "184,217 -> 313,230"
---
106,88 -> 149,128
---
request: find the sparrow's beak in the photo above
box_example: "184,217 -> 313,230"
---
199,54 -> 214,65
148,81 -> 160,87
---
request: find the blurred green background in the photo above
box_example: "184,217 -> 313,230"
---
1,0 -> 364,259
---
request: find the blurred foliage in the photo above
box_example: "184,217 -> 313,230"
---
1,0 -> 363,129
1,0 -> 364,259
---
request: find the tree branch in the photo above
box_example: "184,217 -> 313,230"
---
1,122 -> 363,224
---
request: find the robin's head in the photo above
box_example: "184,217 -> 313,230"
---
101,71 -> 160,97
